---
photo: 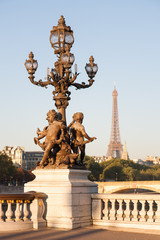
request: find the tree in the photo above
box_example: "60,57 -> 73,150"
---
0,152 -> 35,184
138,169 -> 154,181
0,153 -> 17,180
122,167 -> 139,181
99,158 -> 160,181
13,168 -> 35,183
83,156 -> 102,181
100,164 -> 124,181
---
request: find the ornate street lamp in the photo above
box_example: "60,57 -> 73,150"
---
25,16 -> 98,124
50,15 -> 74,54
24,16 -> 98,168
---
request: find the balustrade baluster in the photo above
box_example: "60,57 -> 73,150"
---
147,200 -> 153,222
6,200 -> 14,221
0,200 -> 4,222
152,200 -> 157,222
139,200 -> 146,222
131,200 -> 138,222
124,199 -> 130,221
116,199 -> 123,221
23,200 -> 30,221
103,199 -> 109,220
154,200 -> 160,223
109,199 -> 116,221
153,201 -> 156,220
15,200 -> 23,221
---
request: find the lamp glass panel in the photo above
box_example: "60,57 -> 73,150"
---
93,65 -> 98,73
62,54 -> 68,63
54,43 -> 59,49
25,61 -> 32,70
86,65 -> 92,73
70,54 -> 75,63
33,61 -> 38,70
65,32 -> 74,44
50,32 -> 58,44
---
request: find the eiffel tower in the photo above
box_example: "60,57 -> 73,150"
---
107,84 -> 123,159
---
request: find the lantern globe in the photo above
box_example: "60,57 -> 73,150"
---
50,16 -> 74,53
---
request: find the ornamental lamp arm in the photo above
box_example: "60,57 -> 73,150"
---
28,76 -> 56,88
69,72 -> 79,85
70,78 -> 94,90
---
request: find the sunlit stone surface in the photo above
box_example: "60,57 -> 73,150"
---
25,169 -> 98,229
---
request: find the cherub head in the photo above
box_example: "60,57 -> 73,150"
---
46,110 -> 58,124
73,112 -> 84,123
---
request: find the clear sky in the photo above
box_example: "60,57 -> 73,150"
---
0,0 -> 160,159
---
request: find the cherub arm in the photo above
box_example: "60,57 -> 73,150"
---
37,126 -> 48,139
34,126 -> 48,144
81,125 -> 96,142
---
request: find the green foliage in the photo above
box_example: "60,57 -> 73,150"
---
84,157 -> 160,182
101,164 -> 124,181
100,159 -> 143,181
83,156 -> 102,181
0,153 -> 17,179
0,152 -> 35,183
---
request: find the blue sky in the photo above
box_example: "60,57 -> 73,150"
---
0,0 -> 160,159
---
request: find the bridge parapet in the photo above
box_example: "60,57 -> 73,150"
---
0,192 -> 46,231
97,181 -> 160,193
92,193 -> 160,231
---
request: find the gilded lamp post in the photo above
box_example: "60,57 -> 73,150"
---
25,16 -> 98,168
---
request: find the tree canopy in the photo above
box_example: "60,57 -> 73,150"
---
0,153 -> 17,179
83,156 -> 102,181
1,152 -> 160,183
0,152 -> 35,183
84,157 -> 160,181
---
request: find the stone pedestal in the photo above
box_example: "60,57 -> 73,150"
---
24,169 -> 98,229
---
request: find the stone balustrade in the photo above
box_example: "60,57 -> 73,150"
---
0,192 -> 46,231
92,193 -> 160,231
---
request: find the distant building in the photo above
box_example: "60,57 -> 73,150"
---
132,159 -> 144,165
2,146 -> 24,167
93,156 -> 108,163
133,156 -> 160,166
2,146 -> 44,170
144,156 -> 160,165
144,160 -> 154,166
22,151 -> 44,170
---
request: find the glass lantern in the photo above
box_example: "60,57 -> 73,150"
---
62,51 -> 75,69
24,52 -> 38,74
85,56 -> 98,79
50,16 -> 74,54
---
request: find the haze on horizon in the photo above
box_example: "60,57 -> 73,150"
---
0,0 -> 160,160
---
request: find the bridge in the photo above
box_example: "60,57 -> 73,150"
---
97,181 -> 160,193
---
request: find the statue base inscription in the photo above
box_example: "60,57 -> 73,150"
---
24,169 -> 98,229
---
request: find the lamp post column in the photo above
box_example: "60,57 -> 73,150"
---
54,93 -> 69,124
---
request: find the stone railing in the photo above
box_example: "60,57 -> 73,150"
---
0,192 -> 46,231
92,193 -> 160,231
